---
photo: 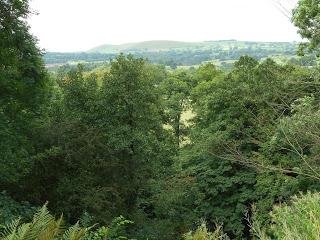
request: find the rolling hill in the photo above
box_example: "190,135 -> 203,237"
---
45,40 -> 316,70
87,40 -> 297,54
87,40 -> 199,53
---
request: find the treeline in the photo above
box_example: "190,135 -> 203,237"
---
45,43 -> 309,68
2,0 -> 320,239
45,52 -> 116,64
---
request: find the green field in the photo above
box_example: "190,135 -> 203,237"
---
88,40 -> 296,53
45,39 -> 314,70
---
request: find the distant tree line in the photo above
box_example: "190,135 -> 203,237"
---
44,42 -> 306,68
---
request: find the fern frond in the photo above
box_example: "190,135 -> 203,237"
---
62,222 -> 87,240
13,223 -> 32,240
27,203 -> 55,240
0,218 -> 20,238
37,215 -> 64,240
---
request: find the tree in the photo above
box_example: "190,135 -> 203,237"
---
0,0 -> 49,187
23,56 -> 175,231
193,63 -> 222,85
160,70 -> 192,146
182,57 -> 306,237
100,54 -> 174,213
292,0 -> 320,55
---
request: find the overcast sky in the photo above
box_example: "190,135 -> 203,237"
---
28,0 -> 301,52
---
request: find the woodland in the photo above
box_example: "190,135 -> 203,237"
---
1,0 -> 320,239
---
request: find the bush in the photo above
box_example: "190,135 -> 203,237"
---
270,192 -> 320,240
183,221 -> 228,240
0,204 -> 88,240
0,192 -> 36,225
252,192 -> 320,240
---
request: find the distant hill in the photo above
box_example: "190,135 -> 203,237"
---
45,40 -> 316,70
87,40 -> 297,54
88,40 -> 199,53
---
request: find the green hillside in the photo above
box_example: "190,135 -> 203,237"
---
45,40 -> 308,69
88,40 -> 198,53
88,40 -> 298,53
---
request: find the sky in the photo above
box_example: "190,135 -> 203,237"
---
28,0 -> 301,52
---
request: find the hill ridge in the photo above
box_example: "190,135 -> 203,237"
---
88,39 -> 298,54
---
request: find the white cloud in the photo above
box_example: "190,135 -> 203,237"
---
28,0 -> 301,52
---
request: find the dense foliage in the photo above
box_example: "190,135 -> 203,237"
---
2,0 -> 320,239
293,0 -> 320,55
0,0 -> 49,187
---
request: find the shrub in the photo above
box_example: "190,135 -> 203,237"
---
252,192 -> 320,240
0,204 -> 89,240
270,192 -> 320,240
183,221 -> 228,240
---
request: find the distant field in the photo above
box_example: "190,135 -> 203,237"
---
44,40 -> 316,70
87,40 -> 297,54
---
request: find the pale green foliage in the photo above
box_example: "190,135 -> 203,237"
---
270,192 -> 320,240
107,216 -> 133,240
251,192 -> 320,240
82,216 -> 132,240
268,96 -> 320,180
83,227 -> 108,240
183,221 -> 228,240
0,204 -> 89,240
248,205 -> 271,240
160,70 -> 192,145
292,0 -> 320,55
